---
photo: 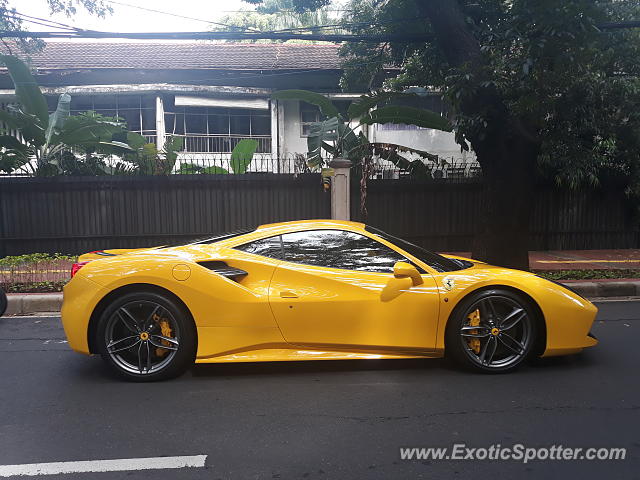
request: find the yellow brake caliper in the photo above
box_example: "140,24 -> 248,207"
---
467,309 -> 481,354
153,313 -> 173,357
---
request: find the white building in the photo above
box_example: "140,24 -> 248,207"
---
0,40 -> 473,174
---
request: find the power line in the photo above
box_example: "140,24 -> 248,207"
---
10,11 -> 80,31
101,0 -> 259,32
4,11 -> 81,32
29,58 -> 401,87
0,29 -> 432,43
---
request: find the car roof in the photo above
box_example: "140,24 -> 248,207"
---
255,219 -> 366,233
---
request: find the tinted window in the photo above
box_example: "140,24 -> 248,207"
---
281,230 -> 408,273
365,225 -> 471,272
235,235 -> 283,259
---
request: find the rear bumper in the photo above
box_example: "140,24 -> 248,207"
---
61,274 -> 106,355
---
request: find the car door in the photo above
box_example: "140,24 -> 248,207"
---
268,229 -> 441,351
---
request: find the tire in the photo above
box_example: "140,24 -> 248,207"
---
0,288 -> 7,317
95,290 -> 197,382
445,288 -> 538,373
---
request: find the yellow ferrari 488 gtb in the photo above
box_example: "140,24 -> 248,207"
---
61,220 -> 598,381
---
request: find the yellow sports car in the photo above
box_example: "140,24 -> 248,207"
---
61,220 -> 598,381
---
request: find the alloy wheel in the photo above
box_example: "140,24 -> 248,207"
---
458,295 -> 532,369
104,300 -> 181,375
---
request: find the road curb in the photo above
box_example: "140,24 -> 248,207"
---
2,280 -> 639,315
5,293 -> 63,316
562,280 -> 640,298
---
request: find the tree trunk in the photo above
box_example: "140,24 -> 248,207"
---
471,134 -> 539,270
416,0 -> 541,270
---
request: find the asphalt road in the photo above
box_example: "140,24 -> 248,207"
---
0,300 -> 638,479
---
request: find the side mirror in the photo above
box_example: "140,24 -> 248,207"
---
393,261 -> 423,286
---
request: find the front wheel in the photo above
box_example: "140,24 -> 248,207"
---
96,291 -> 197,381
445,289 -> 538,373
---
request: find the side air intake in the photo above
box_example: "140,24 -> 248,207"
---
197,261 -> 248,280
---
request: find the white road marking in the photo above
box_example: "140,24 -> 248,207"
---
0,455 -> 207,477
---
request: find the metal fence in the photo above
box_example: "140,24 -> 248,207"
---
1,153 -> 480,178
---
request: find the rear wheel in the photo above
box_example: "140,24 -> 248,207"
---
0,288 -> 7,317
445,289 -> 538,373
95,291 -> 196,381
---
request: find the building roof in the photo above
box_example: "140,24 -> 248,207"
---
18,41 -> 344,71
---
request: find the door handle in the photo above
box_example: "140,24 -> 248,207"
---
279,291 -> 298,299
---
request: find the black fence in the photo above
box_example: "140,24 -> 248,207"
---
0,173 -> 638,257
351,178 -> 640,252
0,174 -> 330,256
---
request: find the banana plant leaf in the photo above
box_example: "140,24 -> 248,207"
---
360,106 -> 452,132
347,92 -> 423,119
272,90 -> 341,119
230,139 -> 258,174
0,108 -> 45,145
0,55 -> 49,127
307,116 -> 339,167
44,94 -> 71,150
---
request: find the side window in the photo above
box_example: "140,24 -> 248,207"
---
280,230 -> 407,273
234,235 -> 283,259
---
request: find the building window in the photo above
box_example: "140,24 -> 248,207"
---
53,94 -> 156,142
165,105 -> 271,153
300,102 -> 322,137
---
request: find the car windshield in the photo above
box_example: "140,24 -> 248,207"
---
365,225 -> 471,272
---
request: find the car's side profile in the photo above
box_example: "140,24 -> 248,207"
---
61,220 -> 598,381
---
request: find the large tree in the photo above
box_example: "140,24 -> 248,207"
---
248,0 -> 640,270
220,0 -> 341,33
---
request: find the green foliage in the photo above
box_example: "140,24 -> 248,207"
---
535,269 -> 640,281
0,253 -> 77,267
178,139 -> 259,175
0,253 -> 76,292
360,106 -> 452,132
0,55 -> 49,126
0,56 -> 134,176
272,89 -> 449,174
0,0 -> 112,53
4,281 -> 67,293
242,0 -> 331,15
230,139 -> 259,174
336,0 -> 640,197
118,136 -> 184,176
272,90 -> 341,118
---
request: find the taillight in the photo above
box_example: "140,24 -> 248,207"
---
71,261 -> 90,277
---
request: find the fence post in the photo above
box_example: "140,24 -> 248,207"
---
329,158 -> 352,220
